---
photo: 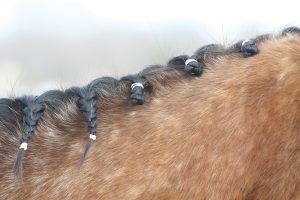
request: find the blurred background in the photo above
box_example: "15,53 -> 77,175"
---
0,0 -> 299,97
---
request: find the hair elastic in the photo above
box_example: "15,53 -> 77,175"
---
242,39 -> 252,47
185,59 -> 198,66
19,142 -> 28,150
131,82 -> 144,90
89,134 -> 96,141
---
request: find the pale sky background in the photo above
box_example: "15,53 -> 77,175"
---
0,0 -> 299,97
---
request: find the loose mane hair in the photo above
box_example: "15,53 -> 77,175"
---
0,27 -> 299,199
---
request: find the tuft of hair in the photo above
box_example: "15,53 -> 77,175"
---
80,138 -> 94,164
13,148 -> 25,178
282,26 -> 300,36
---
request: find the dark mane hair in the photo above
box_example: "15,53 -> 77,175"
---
0,26 -> 299,199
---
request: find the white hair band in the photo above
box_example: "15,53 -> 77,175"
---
19,142 -> 28,150
242,39 -> 252,46
185,59 -> 198,66
131,83 -> 144,90
89,134 -> 96,140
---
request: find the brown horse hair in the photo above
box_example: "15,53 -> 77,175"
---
1,31 -> 273,176
8,35 -> 261,176
0,26 -> 299,199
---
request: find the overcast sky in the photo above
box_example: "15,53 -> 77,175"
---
0,0 -> 299,97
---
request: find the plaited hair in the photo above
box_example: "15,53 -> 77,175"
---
14,95 -> 45,177
121,65 -> 161,105
70,85 -> 97,162
70,77 -> 120,162
8,27 -> 286,180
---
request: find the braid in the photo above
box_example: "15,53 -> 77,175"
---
121,74 -> 146,105
70,85 -> 97,162
240,39 -> 259,57
227,38 -> 259,57
167,55 -> 189,70
168,44 -> 224,75
121,65 -> 162,105
14,95 -> 45,177
184,55 -> 203,76
70,77 -> 121,162
187,44 -> 229,75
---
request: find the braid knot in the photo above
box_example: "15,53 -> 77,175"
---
241,39 -> 259,57
184,58 -> 202,76
121,75 -> 146,105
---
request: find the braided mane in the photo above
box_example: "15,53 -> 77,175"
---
0,27 -> 299,199
0,28 -> 292,175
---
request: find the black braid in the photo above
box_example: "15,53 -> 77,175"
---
70,77 -> 121,162
121,65 -> 162,105
184,55 -> 203,76
14,95 -> 45,177
240,39 -> 259,57
188,44 -> 230,75
167,55 -> 189,70
168,44 -> 225,75
70,85 -> 97,162
121,74 -> 146,105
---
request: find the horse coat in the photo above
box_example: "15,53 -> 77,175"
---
0,28 -> 299,199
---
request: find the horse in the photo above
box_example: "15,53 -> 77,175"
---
0,27 -> 299,199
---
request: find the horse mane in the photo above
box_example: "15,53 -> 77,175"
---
0,26 -> 299,199
0,28 -> 295,166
